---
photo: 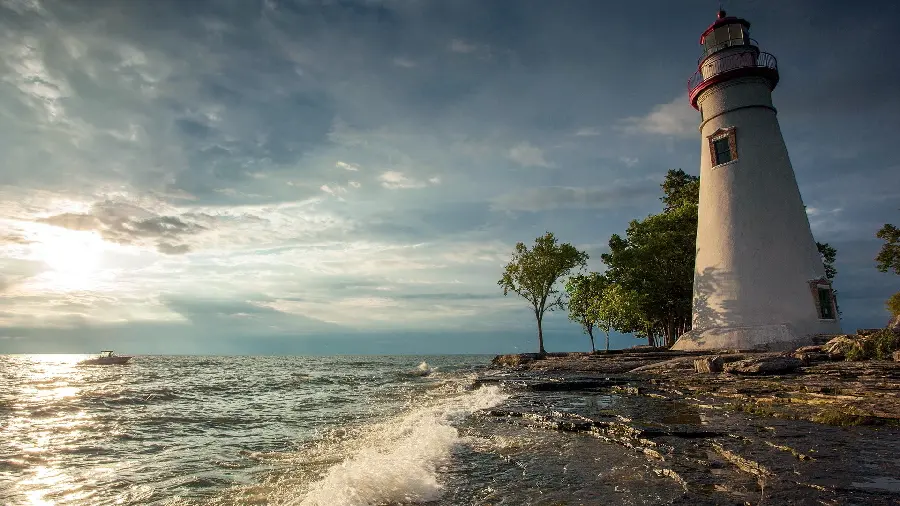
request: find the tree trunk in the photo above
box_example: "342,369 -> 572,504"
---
604,330 -> 610,353
587,328 -> 595,353
537,315 -> 546,355
666,320 -> 676,348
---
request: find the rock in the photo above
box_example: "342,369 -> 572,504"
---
492,353 -> 541,367
793,345 -> 830,364
724,356 -> 802,375
694,356 -> 724,373
893,350 -> 900,362
823,335 -> 857,360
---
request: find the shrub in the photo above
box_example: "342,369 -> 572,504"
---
887,291 -> 900,317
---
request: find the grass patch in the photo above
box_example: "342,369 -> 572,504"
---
811,408 -> 882,427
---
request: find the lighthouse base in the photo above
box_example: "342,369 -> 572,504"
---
671,323 -> 815,351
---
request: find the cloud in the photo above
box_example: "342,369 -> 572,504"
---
320,184 -> 350,198
508,142 -> 551,168
618,96 -> 698,138
36,200 -> 206,254
336,161 -> 360,171
377,171 -> 439,190
392,57 -> 416,68
619,156 -> 639,167
490,178 -> 659,213
0,233 -> 31,245
575,127 -> 602,137
449,39 -> 478,53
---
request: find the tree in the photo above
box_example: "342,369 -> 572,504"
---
596,283 -> 645,351
887,291 -> 900,317
816,242 -> 838,281
565,273 -> 608,352
661,168 -> 700,211
602,170 -> 699,347
876,221 -> 900,323
876,223 -> 900,275
499,232 -> 589,354
817,241 -> 841,317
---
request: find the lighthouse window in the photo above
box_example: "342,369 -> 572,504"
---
708,127 -> 738,166
818,288 -> 835,320
713,137 -> 732,164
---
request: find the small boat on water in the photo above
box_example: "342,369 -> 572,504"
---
79,350 -> 132,365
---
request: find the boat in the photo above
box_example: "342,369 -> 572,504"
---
78,350 -> 132,365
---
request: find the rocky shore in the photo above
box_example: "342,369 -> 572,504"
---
481,330 -> 900,503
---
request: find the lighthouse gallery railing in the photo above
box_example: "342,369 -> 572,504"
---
688,51 -> 778,96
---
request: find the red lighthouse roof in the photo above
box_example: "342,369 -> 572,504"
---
699,10 -> 751,44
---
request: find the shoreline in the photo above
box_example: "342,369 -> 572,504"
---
489,345 -> 900,426
475,344 -> 900,502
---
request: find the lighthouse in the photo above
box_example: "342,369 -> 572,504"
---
672,11 -> 841,351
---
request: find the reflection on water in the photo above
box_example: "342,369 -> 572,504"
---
0,354 -> 490,505
3,356 -> 93,505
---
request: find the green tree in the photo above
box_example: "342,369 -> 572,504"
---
596,283 -> 646,350
876,221 -> 900,322
602,169 -> 699,347
876,223 -> 900,275
816,242 -> 838,280
661,168 -> 700,211
499,232 -> 589,354
565,272 -> 609,352
816,241 -> 841,317
887,292 -> 900,317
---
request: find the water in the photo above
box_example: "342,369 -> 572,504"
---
0,355 -> 504,505
4,355 -> 897,505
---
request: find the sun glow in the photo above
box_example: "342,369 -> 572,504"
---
30,228 -> 108,292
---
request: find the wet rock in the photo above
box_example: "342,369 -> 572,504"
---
694,356 -> 723,373
724,356 -> 802,375
492,353 -> 540,367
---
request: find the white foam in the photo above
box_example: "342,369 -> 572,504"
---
288,385 -> 508,506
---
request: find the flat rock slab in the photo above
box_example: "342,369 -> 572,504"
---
724,356 -> 802,375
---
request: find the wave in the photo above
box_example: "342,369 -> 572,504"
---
238,384 -> 508,506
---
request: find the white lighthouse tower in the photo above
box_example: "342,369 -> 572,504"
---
672,11 -> 841,351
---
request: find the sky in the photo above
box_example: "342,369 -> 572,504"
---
1,0 -> 898,355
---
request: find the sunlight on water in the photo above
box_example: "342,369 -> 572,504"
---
5,355 -> 90,505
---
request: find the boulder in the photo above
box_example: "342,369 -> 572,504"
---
893,350 -> 900,363
694,356 -> 724,373
823,335 -> 857,360
724,356 -> 802,375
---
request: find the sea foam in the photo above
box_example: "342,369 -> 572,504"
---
290,385 -> 508,506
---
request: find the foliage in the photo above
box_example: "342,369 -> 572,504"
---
887,291 -> 900,317
596,283 -> 646,349
816,241 -> 841,317
499,232 -> 589,354
660,168 -> 700,211
601,169 -> 699,347
844,329 -> 900,361
816,242 -> 837,281
876,223 -> 900,275
565,273 -> 608,352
